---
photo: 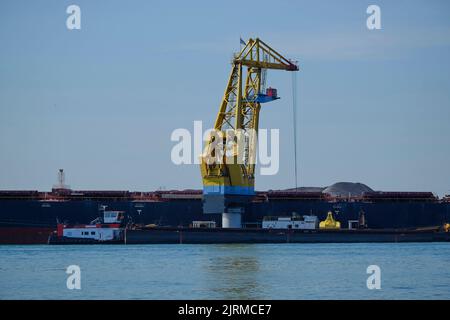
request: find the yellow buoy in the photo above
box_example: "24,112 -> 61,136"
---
319,211 -> 341,229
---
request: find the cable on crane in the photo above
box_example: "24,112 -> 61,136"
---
292,71 -> 299,190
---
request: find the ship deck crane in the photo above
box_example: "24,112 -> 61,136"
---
200,38 -> 299,228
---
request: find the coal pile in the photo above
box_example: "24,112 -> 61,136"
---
322,182 -> 373,197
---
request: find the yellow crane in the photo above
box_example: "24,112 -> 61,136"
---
200,38 -> 299,227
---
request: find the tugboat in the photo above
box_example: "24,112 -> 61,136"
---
48,210 -> 126,244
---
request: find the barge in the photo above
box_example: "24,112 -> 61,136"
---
48,210 -> 450,245
124,225 -> 450,244
47,209 -> 450,245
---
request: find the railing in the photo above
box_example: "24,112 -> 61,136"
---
0,190 -> 444,202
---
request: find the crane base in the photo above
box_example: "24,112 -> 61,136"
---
222,212 -> 242,228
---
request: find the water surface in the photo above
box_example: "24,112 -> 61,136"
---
1,243 -> 449,299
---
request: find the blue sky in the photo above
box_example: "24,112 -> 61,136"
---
1,0 -> 450,196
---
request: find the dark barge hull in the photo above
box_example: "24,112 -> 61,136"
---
124,227 -> 450,244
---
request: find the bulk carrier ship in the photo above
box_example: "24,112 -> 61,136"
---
1,170 -> 449,244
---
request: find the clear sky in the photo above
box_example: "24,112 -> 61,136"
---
1,0 -> 449,196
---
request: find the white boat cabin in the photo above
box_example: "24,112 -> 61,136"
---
262,215 -> 318,230
58,210 -> 124,241
62,225 -> 121,241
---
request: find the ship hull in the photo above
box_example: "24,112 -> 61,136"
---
0,227 -> 54,244
0,198 -> 449,244
125,227 -> 450,244
47,234 -> 124,245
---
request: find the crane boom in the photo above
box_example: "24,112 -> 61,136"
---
200,38 -> 299,226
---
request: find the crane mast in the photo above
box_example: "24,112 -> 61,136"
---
200,38 -> 299,227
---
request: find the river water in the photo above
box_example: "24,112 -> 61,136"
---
1,243 -> 449,299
